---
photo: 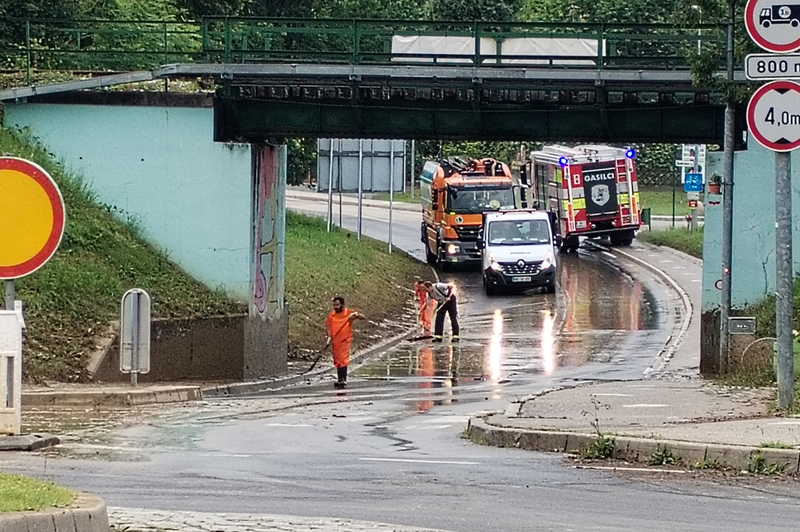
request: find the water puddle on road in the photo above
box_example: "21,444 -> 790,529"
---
354,252 -> 658,399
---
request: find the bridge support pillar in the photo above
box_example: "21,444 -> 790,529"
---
245,144 -> 288,379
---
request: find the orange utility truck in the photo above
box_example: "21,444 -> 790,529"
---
420,157 -> 516,269
519,145 -> 641,252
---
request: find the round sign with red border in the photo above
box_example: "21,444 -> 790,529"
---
747,80 -> 800,152
0,157 -> 66,279
745,0 -> 800,53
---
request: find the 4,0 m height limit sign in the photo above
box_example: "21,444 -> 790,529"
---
746,80 -> 800,152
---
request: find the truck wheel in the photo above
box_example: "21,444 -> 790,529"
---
619,238 -> 633,247
561,237 -> 579,253
426,244 -> 437,265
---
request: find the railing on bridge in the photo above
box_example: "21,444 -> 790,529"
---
0,18 -> 727,83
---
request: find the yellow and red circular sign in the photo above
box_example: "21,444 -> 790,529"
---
0,157 -> 66,279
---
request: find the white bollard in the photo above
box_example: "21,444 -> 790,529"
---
0,303 -> 24,436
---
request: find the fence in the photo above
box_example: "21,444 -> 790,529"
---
0,18 -> 730,83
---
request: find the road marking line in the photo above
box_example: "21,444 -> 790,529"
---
691,279 -> 702,283
659,260 -> 674,263
672,266 -> 686,269
360,457 -> 479,465
420,415 -> 471,423
602,251 -> 617,259
592,393 -> 634,397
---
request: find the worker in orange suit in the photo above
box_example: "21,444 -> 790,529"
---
325,296 -> 364,389
414,280 -> 433,337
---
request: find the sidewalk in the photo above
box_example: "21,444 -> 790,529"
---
109,507 -> 450,532
467,241 -> 800,474
286,186 -> 420,213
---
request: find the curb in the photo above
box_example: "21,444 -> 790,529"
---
202,327 -> 415,397
466,416 -> 800,475
22,386 -> 202,407
0,433 -> 60,451
638,238 -> 703,267
650,215 -> 704,222
0,492 -> 109,532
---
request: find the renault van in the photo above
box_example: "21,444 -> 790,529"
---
480,210 -> 558,295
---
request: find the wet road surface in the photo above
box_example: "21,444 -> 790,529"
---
3,200 -> 795,531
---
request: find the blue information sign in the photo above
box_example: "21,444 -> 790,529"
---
683,172 -> 703,193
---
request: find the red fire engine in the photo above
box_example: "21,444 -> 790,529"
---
519,145 -> 641,252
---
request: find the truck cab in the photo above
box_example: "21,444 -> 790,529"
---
480,210 -> 558,296
420,157 -> 515,269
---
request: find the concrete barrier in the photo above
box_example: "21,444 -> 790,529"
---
0,492 -> 108,532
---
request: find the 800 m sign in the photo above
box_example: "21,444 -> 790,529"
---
746,54 -> 800,79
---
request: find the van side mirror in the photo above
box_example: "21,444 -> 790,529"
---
477,235 -> 484,248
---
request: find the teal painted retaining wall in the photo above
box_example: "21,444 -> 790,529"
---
703,141 -> 800,313
4,103 -> 253,299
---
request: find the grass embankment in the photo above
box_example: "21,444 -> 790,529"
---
638,187 -> 693,216
375,191 -> 417,204
721,275 -> 800,412
637,227 -> 704,259
0,472 -> 73,513
285,212 -> 431,359
3,128 -> 245,381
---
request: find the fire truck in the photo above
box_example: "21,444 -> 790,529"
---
420,157 -> 516,269
518,145 -> 641,252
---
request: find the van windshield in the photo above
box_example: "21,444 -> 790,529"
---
487,219 -> 551,245
447,186 -> 515,213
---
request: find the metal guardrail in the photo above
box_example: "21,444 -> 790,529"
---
0,18 -> 728,84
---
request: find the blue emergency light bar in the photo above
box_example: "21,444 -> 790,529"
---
625,148 -> 636,159
558,156 -> 569,166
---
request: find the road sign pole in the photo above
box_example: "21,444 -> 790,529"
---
720,102 -> 735,375
672,167 -> 676,228
775,151 -> 794,410
327,140 -> 334,232
357,139 -> 363,241
720,1 -> 736,375
389,140 -> 394,254
690,144 -> 700,232
4,281 -> 13,311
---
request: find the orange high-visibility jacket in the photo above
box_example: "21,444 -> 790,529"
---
325,308 -> 355,368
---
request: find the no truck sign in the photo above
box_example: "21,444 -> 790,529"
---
745,0 -> 800,52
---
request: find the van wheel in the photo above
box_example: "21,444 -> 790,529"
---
484,276 -> 496,296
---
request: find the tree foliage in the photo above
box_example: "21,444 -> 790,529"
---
431,0 -> 523,21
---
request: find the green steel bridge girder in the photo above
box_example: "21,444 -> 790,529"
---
214,94 -> 745,144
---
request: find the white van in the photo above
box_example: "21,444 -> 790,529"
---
480,210 -> 558,295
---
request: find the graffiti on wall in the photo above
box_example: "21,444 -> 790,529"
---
252,145 -> 286,320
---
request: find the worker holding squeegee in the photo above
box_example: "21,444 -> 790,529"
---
325,296 -> 364,389
425,281 -> 459,343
